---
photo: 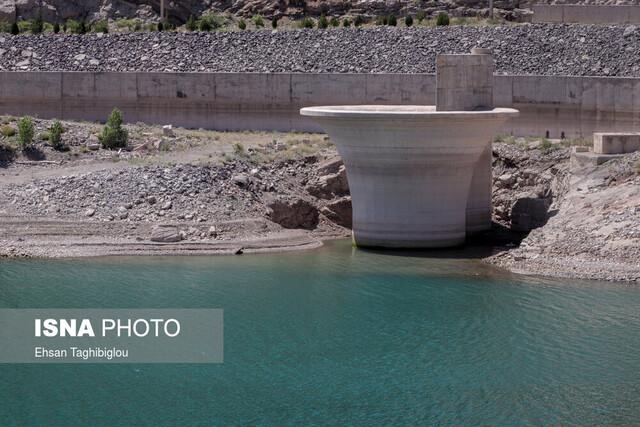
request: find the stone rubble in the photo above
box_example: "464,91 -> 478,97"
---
0,24 -> 639,76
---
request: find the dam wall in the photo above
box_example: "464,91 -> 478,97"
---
532,5 -> 640,24
0,72 -> 638,138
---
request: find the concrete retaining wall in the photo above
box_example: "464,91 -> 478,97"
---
532,5 -> 640,24
0,71 -> 638,138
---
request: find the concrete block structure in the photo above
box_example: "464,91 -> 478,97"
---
593,133 -> 640,154
532,5 -> 640,24
436,50 -> 495,234
300,106 -> 517,248
301,51 -> 516,248
0,71 -> 637,139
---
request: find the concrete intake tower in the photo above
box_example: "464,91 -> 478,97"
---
301,50 -> 518,248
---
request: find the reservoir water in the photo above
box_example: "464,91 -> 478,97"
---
1,240 -> 639,425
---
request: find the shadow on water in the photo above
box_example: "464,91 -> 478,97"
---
355,221 -> 528,261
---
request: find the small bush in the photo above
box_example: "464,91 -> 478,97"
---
17,20 -> 30,33
199,13 -> 223,31
1,124 -> 15,137
354,15 -> 364,27
318,14 -> 328,29
92,20 -> 108,33
186,15 -> 197,31
271,17 -> 278,29
17,116 -> 34,150
233,142 -> 245,156
238,19 -> 246,30
405,15 -> 413,27
342,18 -> 351,27
376,15 -> 387,26
53,22 -> 60,33
436,12 -> 450,26
66,19 -> 88,34
99,108 -> 128,150
388,14 -> 397,26
299,17 -> 314,29
416,10 -> 426,23
540,138 -> 554,152
330,16 -> 339,27
31,16 -> 44,34
253,14 -> 264,28
49,120 -> 64,150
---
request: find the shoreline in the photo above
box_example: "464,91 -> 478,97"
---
2,121 -> 638,284
3,215 -> 639,284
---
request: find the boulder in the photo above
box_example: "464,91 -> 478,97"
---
320,197 -> 352,228
150,226 -> 183,243
307,166 -> 349,199
266,197 -> 319,230
316,156 -> 344,175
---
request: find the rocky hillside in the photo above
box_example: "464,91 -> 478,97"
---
2,24 -> 640,76
491,151 -> 640,282
0,0 -> 611,24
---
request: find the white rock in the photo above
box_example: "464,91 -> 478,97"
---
162,125 -> 175,137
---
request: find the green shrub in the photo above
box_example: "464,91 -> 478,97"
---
238,19 -> 246,30
253,14 -> 264,27
99,109 -> 128,149
199,19 -> 211,31
540,137 -> 553,152
31,16 -> 43,34
116,18 -> 142,32
271,17 -> 278,29
233,142 -> 245,156
66,19 -> 88,34
376,15 -> 387,25
0,21 -> 10,33
388,14 -> 397,26
318,14 -> 328,29
17,20 -> 30,33
1,124 -> 15,137
199,13 -> 223,31
53,22 -> 60,33
416,10 -> 426,23
436,12 -> 450,26
354,15 -> 364,27
299,17 -> 314,28
342,18 -> 351,27
330,16 -> 339,27
186,15 -> 197,31
405,15 -> 413,27
49,120 -> 64,150
17,116 -> 34,150
10,21 -> 18,35
92,20 -> 108,33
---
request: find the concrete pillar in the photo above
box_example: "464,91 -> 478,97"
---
436,48 -> 495,234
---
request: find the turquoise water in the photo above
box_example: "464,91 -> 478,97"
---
1,240 -> 640,426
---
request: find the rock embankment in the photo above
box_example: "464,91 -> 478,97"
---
490,151 -> 640,282
2,24 -> 640,76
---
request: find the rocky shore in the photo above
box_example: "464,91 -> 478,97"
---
1,118 -> 639,282
2,24 -> 640,76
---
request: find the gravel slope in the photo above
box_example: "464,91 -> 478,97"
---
2,24 -> 639,76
